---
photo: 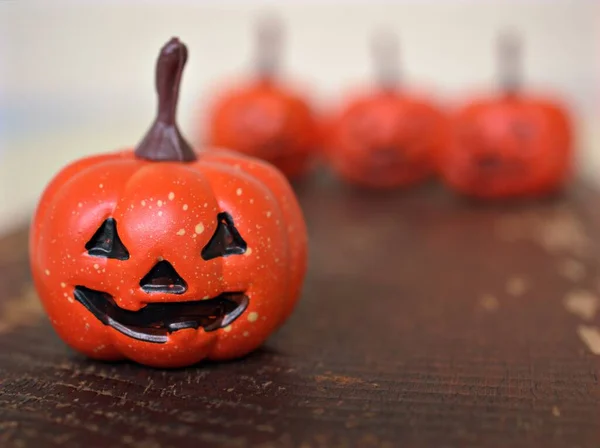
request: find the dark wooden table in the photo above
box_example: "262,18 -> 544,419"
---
1,173 -> 599,448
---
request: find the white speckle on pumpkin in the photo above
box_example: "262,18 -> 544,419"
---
99,183 -> 103,188
141,200 -> 146,206
224,325 -> 232,332
157,200 -> 163,207
93,264 -> 99,270
245,247 -> 253,256
243,331 -> 249,337
266,211 -> 272,218
183,204 -> 188,211
236,188 -> 243,196
195,223 -> 205,234
168,192 -> 175,201
204,203 -> 208,208
248,312 -> 258,322
44,269 -> 50,276
176,228 -> 186,236
60,282 -> 66,288
157,256 -> 164,261
77,202 -> 83,208
68,297 -> 74,303
158,211 -> 163,217
202,295 -> 210,300
250,198 -> 255,204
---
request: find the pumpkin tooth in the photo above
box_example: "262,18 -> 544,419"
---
167,321 -> 199,332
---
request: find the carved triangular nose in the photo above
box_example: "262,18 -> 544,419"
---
477,153 -> 502,169
140,260 -> 187,294
373,146 -> 401,163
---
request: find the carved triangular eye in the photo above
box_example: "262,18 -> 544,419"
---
85,218 -> 130,260
201,212 -> 247,260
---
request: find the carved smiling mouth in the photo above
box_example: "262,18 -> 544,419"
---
472,155 -> 528,179
74,286 -> 249,344
364,146 -> 429,176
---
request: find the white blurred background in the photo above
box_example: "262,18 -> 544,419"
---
1,0 -> 598,234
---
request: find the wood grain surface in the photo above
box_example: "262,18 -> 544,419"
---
1,174 -> 599,448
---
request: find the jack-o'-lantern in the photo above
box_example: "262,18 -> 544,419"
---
29,38 -> 307,368
325,31 -> 448,189
205,15 -> 318,180
437,32 -> 573,198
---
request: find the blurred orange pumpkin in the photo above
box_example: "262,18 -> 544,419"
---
437,32 -> 573,199
206,15 -> 318,180
325,31 -> 448,189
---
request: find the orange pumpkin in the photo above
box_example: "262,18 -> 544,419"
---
206,15 -> 318,180
325,31 -> 448,189
326,91 -> 448,189
29,38 -> 307,368
437,33 -> 573,198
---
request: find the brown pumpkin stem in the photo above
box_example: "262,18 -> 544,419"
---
498,30 -> 522,95
255,13 -> 283,80
135,37 -> 196,162
371,29 -> 401,92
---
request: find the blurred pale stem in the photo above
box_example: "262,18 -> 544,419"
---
255,14 -> 283,79
371,30 -> 401,91
498,31 -> 522,94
